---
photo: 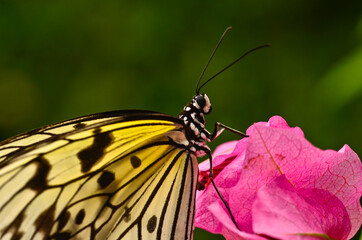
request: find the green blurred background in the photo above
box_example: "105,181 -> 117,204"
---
0,0 -> 361,239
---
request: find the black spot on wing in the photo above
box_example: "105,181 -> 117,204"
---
35,204 -> 56,236
147,215 -> 157,233
123,206 -> 131,223
97,171 -> 115,189
50,232 -> 71,240
57,210 -> 70,231
75,209 -> 85,225
130,155 -> 141,168
27,156 -> 50,191
77,129 -> 113,173
12,232 -> 24,240
3,211 -> 25,238
73,123 -> 86,129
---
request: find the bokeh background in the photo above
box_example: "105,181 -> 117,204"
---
0,1 -> 361,239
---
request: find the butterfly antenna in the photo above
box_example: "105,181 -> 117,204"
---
195,26 -> 232,95
197,44 -> 272,93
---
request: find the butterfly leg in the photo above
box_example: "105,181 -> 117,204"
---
209,122 -> 247,141
197,145 -> 241,230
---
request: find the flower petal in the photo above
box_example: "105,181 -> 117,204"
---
195,116 -> 361,238
207,202 -> 268,240
253,175 -> 351,240
246,116 -> 362,238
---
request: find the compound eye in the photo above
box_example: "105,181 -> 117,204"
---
195,95 -> 206,109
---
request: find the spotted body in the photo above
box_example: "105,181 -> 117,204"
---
178,94 -> 213,154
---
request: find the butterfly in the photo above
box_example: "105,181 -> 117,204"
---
0,27 -> 268,240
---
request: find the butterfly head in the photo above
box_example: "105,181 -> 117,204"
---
193,94 -> 212,115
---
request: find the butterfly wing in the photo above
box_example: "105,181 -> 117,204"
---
0,110 -> 197,240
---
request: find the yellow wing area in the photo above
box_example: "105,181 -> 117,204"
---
0,110 -> 197,240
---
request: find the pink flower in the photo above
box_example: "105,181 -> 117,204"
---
195,116 -> 362,240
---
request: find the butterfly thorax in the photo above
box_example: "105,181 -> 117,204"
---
178,94 -> 212,147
